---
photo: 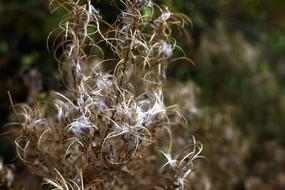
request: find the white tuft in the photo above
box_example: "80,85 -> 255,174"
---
159,40 -> 173,58
68,115 -> 95,135
88,2 -> 99,15
159,9 -> 171,21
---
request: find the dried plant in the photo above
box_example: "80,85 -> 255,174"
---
0,157 -> 14,188
9,0 -> 201,189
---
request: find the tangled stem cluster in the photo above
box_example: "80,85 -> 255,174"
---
11,0 -> 202,189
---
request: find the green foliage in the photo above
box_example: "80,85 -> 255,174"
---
268,32 -> 285,53
21,53 -> 39,66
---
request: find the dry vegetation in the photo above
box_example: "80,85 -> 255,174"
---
2,0 -> 202,189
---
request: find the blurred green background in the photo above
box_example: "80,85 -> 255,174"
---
0,0 -> 285,189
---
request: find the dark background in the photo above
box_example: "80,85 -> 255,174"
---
0,0 -> 285,189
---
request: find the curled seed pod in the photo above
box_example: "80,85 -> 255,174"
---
10,0 -> 201,189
